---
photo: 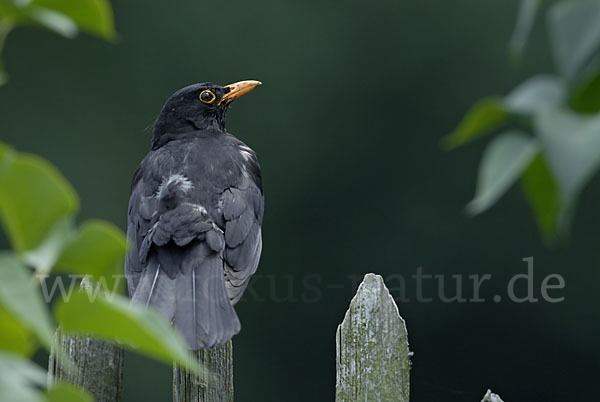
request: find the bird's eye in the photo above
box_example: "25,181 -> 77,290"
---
199,90 -> 216,104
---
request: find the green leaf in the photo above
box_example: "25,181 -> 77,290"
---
0,253 -> 55,349
0,0 -> 22,20
443,97 -> 508,149
504,75 -> 566,115
0,352 -> 47,402
0,351 -> 80,401
548,0 -> 600,79
0,141 -> 15,169
0,0 -> 116,84
467,131 -> 539,215
24,5 -> 78,38
55,220 -> 127,291
509,0 -> 542,61
0,0 -> 77,38
46,383 -> 93,402
520,152 -> 562,243
0,21 -> 11,86
0,151 -> 79,254
23,217 -> 75,275
31,0 -> 116,40
54,290 -> 203,375
0,141 -> 11,156
0,307 -> 36,356
534,107 -> 600,202
570,66 -> 600,114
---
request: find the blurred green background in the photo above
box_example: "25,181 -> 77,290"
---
1,0 -> 598,400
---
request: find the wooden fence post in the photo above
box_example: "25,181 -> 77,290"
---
336,273 -> 410,402
48,329 -> 124,402
481,389 -> 504,402
173,340 -> 234,402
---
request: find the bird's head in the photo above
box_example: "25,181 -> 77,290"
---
152,80 -> 261,147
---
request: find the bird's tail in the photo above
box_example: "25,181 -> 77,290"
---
131,257 -> 176,320
174,251 -> 241,350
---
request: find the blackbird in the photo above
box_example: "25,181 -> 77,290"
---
125,80 -> 263,349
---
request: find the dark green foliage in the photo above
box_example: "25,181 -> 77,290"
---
448,0 -> 600,243
0,0 -> 115,84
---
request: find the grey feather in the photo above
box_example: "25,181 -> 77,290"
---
223,188 -> 247,220
175,246 -> 240,349
225,208 -> 255,247
206,229 -> 225,252
226,221 -> 260,270
125,130 -> 263,350
131,259 -> 176,321
225,229 -> 262,303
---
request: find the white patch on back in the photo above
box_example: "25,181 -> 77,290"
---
239,145 -> 254,161
156,173 -> 193,198
183,202 -> 207,215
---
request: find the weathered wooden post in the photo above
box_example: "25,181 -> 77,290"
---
336,273 -> 410,402
481,389 -> 504,402
48,330 -> 124,402
173,340 -> 234,402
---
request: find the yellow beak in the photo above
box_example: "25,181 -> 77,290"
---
219,80 -> 262,106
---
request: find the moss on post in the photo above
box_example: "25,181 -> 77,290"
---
173,340 -> 234,402
336,273 -> 410,402
48,329 -> 123,402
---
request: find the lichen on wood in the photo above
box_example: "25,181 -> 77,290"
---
173,340 -> 233,402
48,329 -> 123,402
336,273 -> 410,402
481,389 -> 504,402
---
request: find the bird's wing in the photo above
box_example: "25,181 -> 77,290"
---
125,164 -> 154,297
222,173 -> 264,304
125,142 -> 263,347
126,154 -> 245,349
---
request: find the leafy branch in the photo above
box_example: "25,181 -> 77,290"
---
0,0 -> 116,85
445,0 -> 600,244
0,142 -> 204,401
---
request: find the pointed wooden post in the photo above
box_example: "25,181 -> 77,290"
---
173,340 -> 234,402
336,273 -> 410,402
481,389 -> 504,402
48,329 -> 123,402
